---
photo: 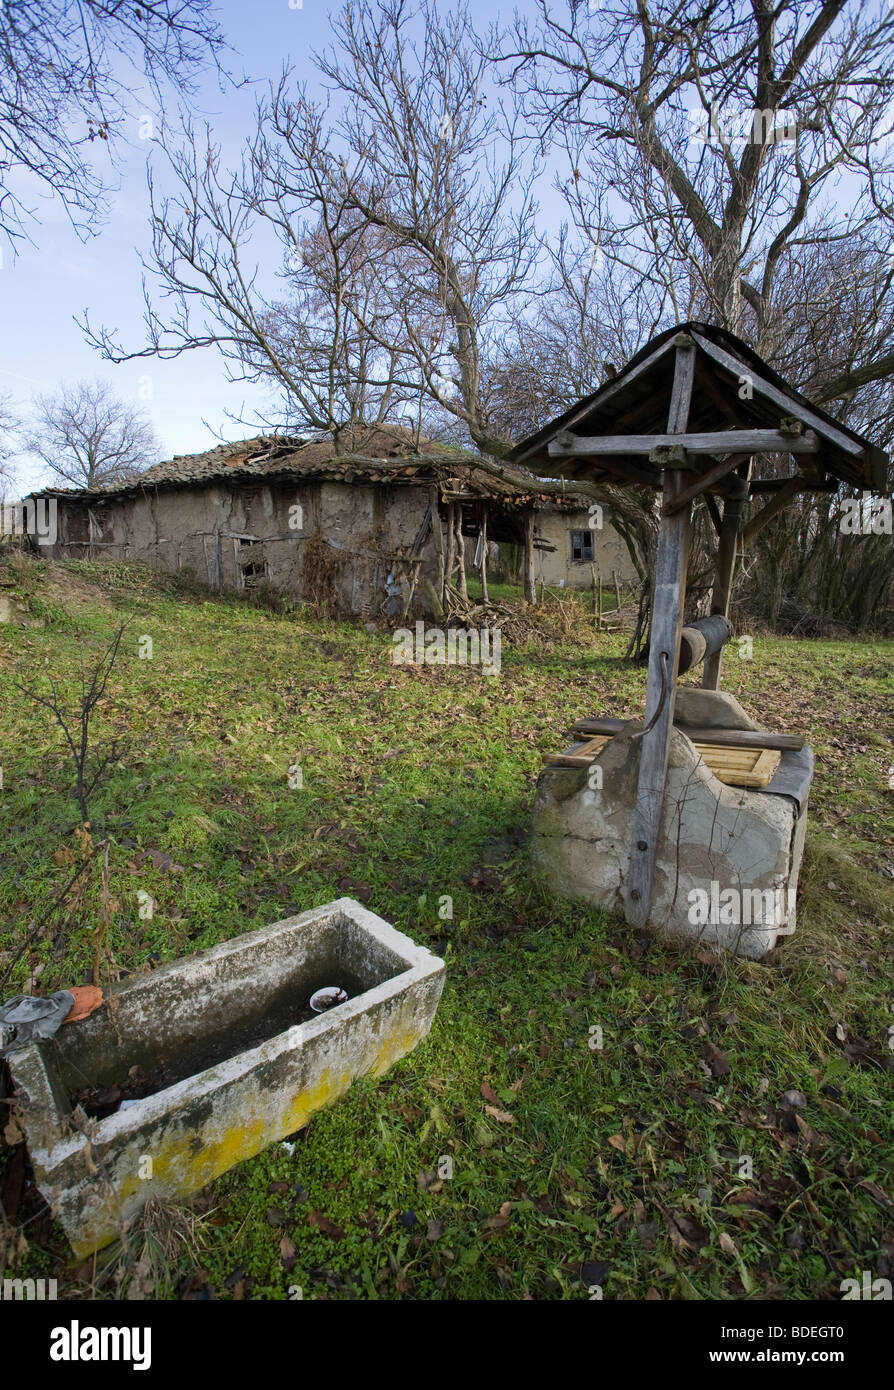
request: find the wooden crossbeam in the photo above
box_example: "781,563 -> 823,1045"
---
571,717 -> 805,751
548,428 -> 819,459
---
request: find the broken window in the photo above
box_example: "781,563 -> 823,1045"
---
570,529 -> 594,563
233,535 -> 267,588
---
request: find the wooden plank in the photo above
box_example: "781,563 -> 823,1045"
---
523,506 -> 536,603
543,735 -> 610,767
662,453 -> 752,515
552,449 -> 661,489
512,333 -> 680,469
549,428 -> 819,459
429,486 -> 445,606
742,478 -> 802,545
627,338 -> 695,929
703,459 -> 751,689
545,738 -> 780,787
571,716 -> 804,751
443,500 -> 455,607
751,748 -> 781,782
479,503 -> 489,603
454,503 -> 468,599
691,331 -> 866,460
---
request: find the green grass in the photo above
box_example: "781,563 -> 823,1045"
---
1,554 -> 892,1300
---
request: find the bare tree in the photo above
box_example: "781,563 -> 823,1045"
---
0,0 -> 226,249
83,92 -> 427,446
86,1 -> 542,459
315,0 -> 541,458
495,2 -> 894,631
0,393 -> 21,499
24,380 -> 160,489
501,2 -> 894,367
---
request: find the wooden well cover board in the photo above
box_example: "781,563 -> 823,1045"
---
544,736 -> 781,788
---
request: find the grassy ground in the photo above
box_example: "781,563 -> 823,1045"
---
0,552 -> 892,1301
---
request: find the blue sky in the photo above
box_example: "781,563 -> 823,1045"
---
2,0 -> 510,492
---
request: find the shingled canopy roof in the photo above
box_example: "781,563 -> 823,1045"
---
510,321 -> 888,495
30,426 -> 590,510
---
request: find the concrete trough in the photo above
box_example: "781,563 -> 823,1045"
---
7,898 -> 445,1257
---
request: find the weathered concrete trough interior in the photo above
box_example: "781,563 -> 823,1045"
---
7,898 -> 445,1257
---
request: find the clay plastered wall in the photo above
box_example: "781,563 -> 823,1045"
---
52,479 -> 432,617
533,509 -> 637,589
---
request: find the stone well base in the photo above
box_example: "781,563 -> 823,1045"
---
531,690 -> 812,959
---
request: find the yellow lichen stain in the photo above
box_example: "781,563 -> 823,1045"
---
70,1026 -> 431,1257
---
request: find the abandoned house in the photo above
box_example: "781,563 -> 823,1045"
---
28,428 -> 637,619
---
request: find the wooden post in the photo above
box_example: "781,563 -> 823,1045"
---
454,505 -> 468,600
702,461 -> 751,689
523,506 -> 536,603
430,486 -> 445,604
443,501 -> 455,606
613,568 -> 621,615
627,336 -> 695,930
592,564 -> 599,622
479,504 -> 489,603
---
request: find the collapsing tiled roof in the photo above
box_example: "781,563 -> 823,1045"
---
29,425 -> 592,509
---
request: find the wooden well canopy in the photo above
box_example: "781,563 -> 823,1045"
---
511,320 -> 888,502
510,323 -> 889,932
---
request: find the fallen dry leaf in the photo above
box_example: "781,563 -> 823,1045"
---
3,1113 -> 25,1146
607,1133 -> 627,1153
666,1211 -> 709,1250
307,1210 -> 346,1239
129,849 -> 185,874
701,1042 -> 731,1078
484,1105 -> 514,1124
484,1201 -> 512,1230
62,985 -> 103,1024
480,1082 -> 501,1105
